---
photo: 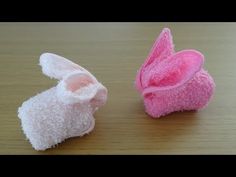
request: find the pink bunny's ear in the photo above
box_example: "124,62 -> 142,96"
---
135,28 -> 174,92
144,28 -> 174,67
39,53 -> 88,80
143,50 -> 204,96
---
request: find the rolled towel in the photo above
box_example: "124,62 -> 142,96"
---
135,28 -> 215,118
18,53 -> 107,151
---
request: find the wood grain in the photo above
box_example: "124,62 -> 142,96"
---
0,23 -> 235,154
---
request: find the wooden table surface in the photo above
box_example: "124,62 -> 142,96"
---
0,23 -> 235,154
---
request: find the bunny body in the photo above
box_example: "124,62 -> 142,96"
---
18,87 -> 95,150
18,53 -> 107,150
135,28 -> 215,118
142,69 -> 214,117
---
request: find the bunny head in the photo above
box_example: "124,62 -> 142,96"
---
40,53 -> 107,111
18,53 -> 107,150
135,28 -> 215,118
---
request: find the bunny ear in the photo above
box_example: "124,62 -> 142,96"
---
144,28 -> 175,67
90,84 -> 108,110
142,50 -> 204,96
56,71 -> 107,106
135,28 -> 175,92
39,53 -> 89,80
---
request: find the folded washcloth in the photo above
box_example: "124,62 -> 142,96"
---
18,53 -> 107,150
135,28 -> 215,118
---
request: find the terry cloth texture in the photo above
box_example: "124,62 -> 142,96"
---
135,28 -> 215,118
18,53 -> 108,150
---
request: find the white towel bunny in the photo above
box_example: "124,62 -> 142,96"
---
18,53 -> 108,151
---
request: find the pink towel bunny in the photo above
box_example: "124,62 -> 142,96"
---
18,53 -> 107,151
135,28 -> 215,118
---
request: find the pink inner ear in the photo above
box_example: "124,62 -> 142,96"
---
154,60 -> 192,87
148,50 -> 204,88
65,74 -> 95,92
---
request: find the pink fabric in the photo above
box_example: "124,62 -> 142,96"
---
18,53 -> 107,150
135,28 -> 215,118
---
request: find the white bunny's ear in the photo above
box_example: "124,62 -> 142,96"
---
90,84 -> 108,109
39,53 -> 87,80
56,71 -> 107,106
39,53 -> 107,106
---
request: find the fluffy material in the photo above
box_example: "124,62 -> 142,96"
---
18,53 -> 108,151
135,28 -> 215,118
